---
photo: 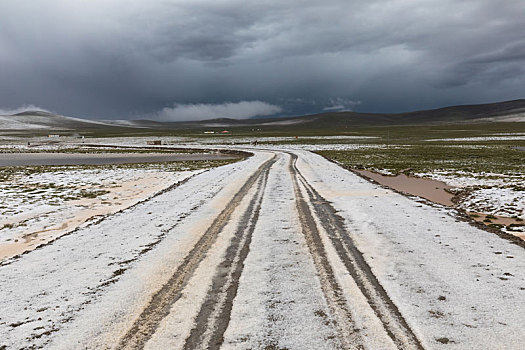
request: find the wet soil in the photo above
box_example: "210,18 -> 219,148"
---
356,170 -> 455,206
290,153 -> 423,349
467,212 -> 524,234
0,174 -> 176,260
183,156 -> 270,350
116,156 -> 277,350
355,169 -> 525,240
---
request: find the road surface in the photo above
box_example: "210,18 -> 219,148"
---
1,149 -> 524,349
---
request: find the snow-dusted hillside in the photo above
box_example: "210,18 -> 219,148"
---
0,111 -> 114,131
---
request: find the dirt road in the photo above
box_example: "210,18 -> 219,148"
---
1,149 -> 524,349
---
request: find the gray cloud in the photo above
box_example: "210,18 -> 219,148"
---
157,101 -> 282,121
1,0 -> 524,119
323,98 -> 361,112
439,41 -> 525,88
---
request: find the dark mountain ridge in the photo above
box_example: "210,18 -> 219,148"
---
2,99 -> 524,133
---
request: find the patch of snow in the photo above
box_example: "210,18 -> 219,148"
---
415,170 -> 525,222
0,115 -> 53,130
474,112 -> 525,123
0,165 -> 202,259
426,136 -> 525,142
294,150 -> 525,349
0,153 -> 268,349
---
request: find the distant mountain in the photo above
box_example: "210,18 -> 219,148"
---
101,119 -> 166,128
387,99 -> 525,124
160,99 -> 525,131
2,99 -> 524,134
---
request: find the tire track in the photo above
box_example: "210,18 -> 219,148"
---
288,154 -> 364,350
182,152 -> 272,350
289,152 -> 423,350
116,155 -> 276,350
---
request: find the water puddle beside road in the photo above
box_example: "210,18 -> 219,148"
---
467,212 -> 524,232
355,169 -> 525,238
356,169 -> 455,206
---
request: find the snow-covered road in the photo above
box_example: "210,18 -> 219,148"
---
1,149 -> 524,349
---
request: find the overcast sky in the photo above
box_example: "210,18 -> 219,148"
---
1,0 -> 525,121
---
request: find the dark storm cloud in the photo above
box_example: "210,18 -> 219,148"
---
158,101 -> 282,121
441,41 -> 525,88
1,0 -> 525,120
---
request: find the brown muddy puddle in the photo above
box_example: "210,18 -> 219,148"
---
356,169 -> 524,233
467,212 -> 525,233
356,170 -> 455,206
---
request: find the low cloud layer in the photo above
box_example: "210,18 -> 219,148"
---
157,101 -> 282,121
323,99 -> 361,112
1,1 -> 525,119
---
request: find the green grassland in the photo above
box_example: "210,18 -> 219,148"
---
317,145 -> 525,175
2,116 -> 524,176
0,158 -> 240,183
311,122 -> 525,175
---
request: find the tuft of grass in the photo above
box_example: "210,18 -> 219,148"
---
488,223 -> 505,229
77,189 -> 110,199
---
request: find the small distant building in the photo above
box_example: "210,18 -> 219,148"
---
147,140 -> 162,145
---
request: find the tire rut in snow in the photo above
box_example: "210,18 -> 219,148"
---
288,154 -> 364,350
116,155 -> 277,350
289,152 -> 423,350
182,153 -> 272,350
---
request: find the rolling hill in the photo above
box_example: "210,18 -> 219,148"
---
0,111 -> 114,131
1,99 -> 525,135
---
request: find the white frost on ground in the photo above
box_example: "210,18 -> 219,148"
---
253,143 -> 385,151
475,113 -> 525,123
222,153 -> 344,349
1,140 -> 524,349
0,113 -> 113,130
0,153 -> 267,349
0,165 -> 202,259
426,136 -> 525,142
459,186 -> 524,216
1,138 -> 386,154
414,170 -> 525,232
0,135 -> 377,150
0,116 -> 53,130
294,150 -> 525,349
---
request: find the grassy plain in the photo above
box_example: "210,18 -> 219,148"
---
310,123 -> 525,175
0,159 -> 239,183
